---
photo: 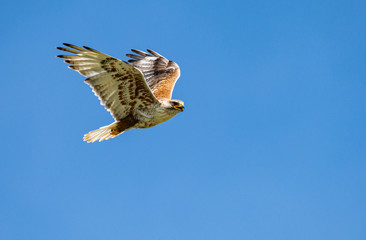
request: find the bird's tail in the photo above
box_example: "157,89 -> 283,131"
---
83,122 -> 128,143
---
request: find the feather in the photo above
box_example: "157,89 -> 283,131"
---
83,46 -> 102,53
125,54 -> 144,60
131,49 -> 150,57
56,47 -> 81,54
63,43 -> 85,51
147,49 -> 164,58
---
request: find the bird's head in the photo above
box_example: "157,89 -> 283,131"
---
170,99 -> 185,112
160,99 -> 184,112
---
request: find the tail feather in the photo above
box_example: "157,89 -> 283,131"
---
84,122 -> 128,143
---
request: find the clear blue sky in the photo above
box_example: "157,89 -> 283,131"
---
1,0 -> 365,239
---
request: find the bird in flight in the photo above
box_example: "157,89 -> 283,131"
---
57,43 -> 184,143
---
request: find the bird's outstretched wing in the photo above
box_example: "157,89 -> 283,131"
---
126,49 -> 180,99
57,43 -> 159,121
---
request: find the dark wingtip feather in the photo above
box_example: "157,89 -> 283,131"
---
64,60 -> 71,63
62,43 -> 86,51
83,46 -> 97,51
147,49 -> 163,58
126,53 -> 144,60
56,55 -> 65,58
83,45 -> 101,53
131,49 -> 150,56
56,47 -> 68,52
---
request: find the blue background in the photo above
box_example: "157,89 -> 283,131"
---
1,0 -> 365,239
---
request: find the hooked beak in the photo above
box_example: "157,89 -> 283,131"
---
174,105 -> 184,111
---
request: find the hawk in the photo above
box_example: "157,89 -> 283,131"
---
57,43 -> 184,143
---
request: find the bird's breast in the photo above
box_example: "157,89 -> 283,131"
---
135,105 -> 178,129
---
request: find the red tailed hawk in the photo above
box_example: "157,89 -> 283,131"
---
57,43 -> 184,142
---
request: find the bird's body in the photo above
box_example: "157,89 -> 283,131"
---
134,102 -> 179,128
57,43 -> 184,142
127,99 -> 181,129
